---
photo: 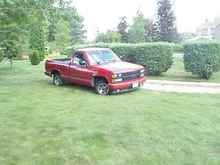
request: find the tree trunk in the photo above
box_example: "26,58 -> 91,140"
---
9,58 -> 13,69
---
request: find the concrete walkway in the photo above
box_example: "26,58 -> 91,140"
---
142,80 -> 220,94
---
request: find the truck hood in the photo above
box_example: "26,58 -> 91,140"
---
93,61 -> 143,73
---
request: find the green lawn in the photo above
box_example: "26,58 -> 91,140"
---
1,61 -> 220,165
149,55 -> 220,83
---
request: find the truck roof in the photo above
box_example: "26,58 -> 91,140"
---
76,47 -> 110,52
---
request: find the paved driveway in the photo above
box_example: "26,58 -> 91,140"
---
143,80 -> 220,94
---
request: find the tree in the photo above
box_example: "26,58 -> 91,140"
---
1,34 -> 19,68
117,17 -> 129,43
145,20 -> 160,42
29,23 -> 45,61
0,0 -> 28,67
28,8 -> 46,61
54,19 -> 71,50
156,0 -> 178,42
128,10 -> 146,43
47,7 -> 86,49
47,10 -> 58,42
61,8 -> 87,45
96,31 -> 121,43
69,17 -> 86,45
0,0 -> 86,68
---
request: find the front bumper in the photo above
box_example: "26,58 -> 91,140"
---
109,77 -> 145,92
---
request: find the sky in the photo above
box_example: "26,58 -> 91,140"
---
73,0 -> 220,40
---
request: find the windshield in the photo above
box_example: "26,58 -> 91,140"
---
88,49 -> 121,65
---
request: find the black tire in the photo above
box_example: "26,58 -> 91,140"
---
52,73 -> 63,86
95,78 -> 109,95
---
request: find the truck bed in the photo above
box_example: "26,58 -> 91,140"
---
47,58 -> 71,65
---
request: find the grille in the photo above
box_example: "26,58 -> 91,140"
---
122,70 -> 141,81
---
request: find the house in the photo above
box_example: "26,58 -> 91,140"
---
211,24 -> 220,40
196,18 -> 220,40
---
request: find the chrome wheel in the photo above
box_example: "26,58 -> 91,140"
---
95,80 -> 109,95
52,74 -> 63,86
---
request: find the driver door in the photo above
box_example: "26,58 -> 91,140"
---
69,52 -> 93,86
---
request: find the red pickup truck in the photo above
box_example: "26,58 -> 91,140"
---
45,48 -> 145,95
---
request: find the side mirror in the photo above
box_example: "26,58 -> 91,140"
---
79,60 -> 87,67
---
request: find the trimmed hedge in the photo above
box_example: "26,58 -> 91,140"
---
184,42 -> 220,79
62,43 -> 174,75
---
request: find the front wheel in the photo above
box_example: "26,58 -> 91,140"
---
52,73 -> 63,86
95,79 -> 110,95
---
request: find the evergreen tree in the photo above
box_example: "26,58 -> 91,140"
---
156,0 -> 177,42
29,23 -> 45,61
144,19 -> 150,42
69,17 -> 86,45
145,20 -> 159,42
29,50 -> 41,65
117,17 -> 129,43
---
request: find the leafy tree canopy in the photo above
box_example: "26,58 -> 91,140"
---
96,31 -> 121,43
128,10 -> 146,43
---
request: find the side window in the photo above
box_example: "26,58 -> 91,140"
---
73,52 -> 87,66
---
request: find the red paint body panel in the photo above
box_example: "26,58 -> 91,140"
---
45,48 -> 146,91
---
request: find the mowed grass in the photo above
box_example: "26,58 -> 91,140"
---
1,61 -> 220,165
149,54 -> 220,83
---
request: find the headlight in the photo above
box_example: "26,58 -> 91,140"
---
112,74 -> 117,79
112,73 -> 122,79
140,69 -> 145,73
112,73 -> 123,82
140,69 -> 145,77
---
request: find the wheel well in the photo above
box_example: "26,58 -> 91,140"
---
92,76 -> 108,87
51,70 -> 60,75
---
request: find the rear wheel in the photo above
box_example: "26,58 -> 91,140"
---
95,78 -> 109,95
52,73 -> 63,86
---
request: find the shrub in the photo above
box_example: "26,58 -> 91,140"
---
63,42 -> 174,75
184,42 -> 220,79
29,50 -> 41,65
111,43 -> 174,75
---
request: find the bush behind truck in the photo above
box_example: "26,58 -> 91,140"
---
184,42 -> 220,79
62,43 -> 174,76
